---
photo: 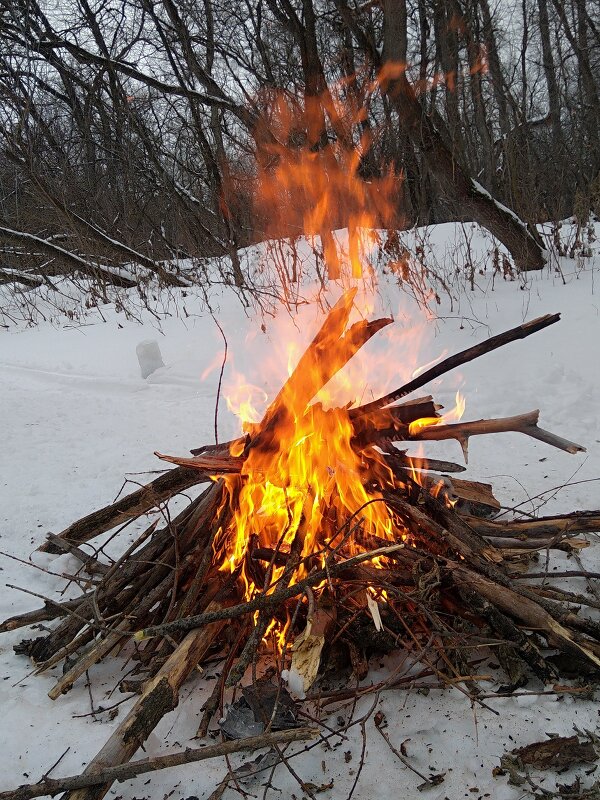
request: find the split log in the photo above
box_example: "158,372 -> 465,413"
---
0,729 -> 317,800
465,511 -> 600,539
38,467 -> 204,553
62,603 -> 227,800
443,477 -> 501,513
154,452 -> 242,472
403,474 -> 501,515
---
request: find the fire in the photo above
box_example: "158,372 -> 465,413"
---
215,349 -> 398,600
211,89 -> 467,654
408,391 -> 466,436
212,298 -> 465,656
253,89 -> 401,280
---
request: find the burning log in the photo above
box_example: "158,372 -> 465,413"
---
2,293 -> 598,800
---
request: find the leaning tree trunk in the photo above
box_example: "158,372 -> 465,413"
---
380,0 -> 546,271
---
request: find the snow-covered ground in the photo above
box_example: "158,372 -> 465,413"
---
1,221 -> 599,800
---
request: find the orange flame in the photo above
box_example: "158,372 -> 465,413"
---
212,88 -> 468,653
252,89 -> 402,279
408,391 -> 466,436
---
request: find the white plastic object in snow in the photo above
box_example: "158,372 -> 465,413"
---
136,340 -> 165,379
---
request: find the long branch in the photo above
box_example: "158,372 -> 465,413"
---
0,729 -> 317,800
352,314 -> 561,418
134,543 -> 404,640
408,410 -> 585,456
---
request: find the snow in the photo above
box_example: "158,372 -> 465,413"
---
1,220 -> 599,800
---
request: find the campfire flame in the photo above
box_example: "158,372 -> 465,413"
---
253,90 -> 400,280
214,303 -> 466,653
408,391 -> 466,435
215,301 -> 402,633
213,92 -> 466,652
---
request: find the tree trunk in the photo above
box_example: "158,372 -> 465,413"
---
380,0 -> 546,270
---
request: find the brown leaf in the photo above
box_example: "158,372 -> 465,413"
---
505,735 -> 597,771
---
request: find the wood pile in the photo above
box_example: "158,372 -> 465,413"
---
2,290 -> 600,800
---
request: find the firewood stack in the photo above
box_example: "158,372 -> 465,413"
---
2,289 -> 600,800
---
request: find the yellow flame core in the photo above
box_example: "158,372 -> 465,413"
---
214,401 -> 398,606
408,391 -> 466,436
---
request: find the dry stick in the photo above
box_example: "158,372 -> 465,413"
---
61,602 -> 228,800
47,621 -> 129,700
382,450 -> 466,474
518,570 -> 600,580
374,718 -> 436,787
37,569 -> 176,678
134,544 -> 404,641
0,728 -> 317,800
38,467 -> 205,553
527,585 -> 600,612
408,410 -> 585,457
351,313 -> 561,418
41,489 -> 221,679
211,315 -> 228,446
465,511 -> 600,539
0,594 -> 91,634
43,535 -> 109,575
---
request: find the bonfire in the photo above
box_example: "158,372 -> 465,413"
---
3,286 -> 600,800
3,92 -> 600,800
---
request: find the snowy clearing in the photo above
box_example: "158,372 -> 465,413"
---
1,221 -> 600,800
